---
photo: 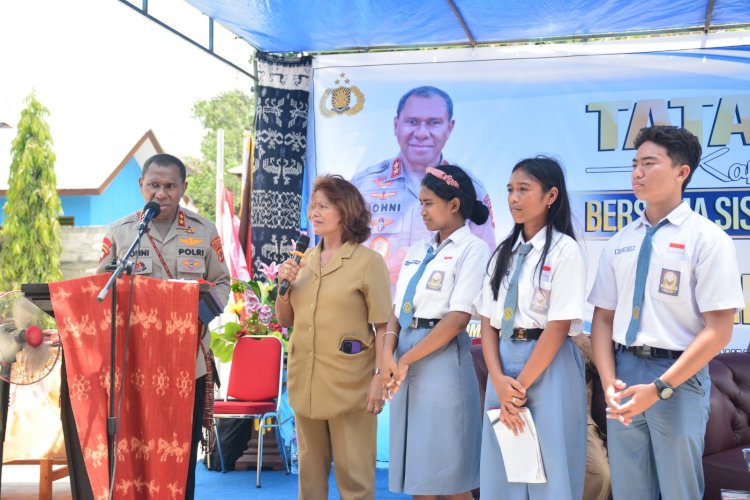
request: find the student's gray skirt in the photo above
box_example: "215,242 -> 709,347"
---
389,327 -> 481,495
481,337 -> 587,500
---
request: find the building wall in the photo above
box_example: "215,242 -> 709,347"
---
60,225 -> 107,279
0,158 -> 143,226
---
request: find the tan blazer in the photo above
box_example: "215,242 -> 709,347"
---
287,241 -> 391,420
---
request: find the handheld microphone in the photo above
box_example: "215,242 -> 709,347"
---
278,234 -> 310,296
138,201 -> 161,232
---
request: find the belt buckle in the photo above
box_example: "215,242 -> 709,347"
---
409,318 -> 418,329
636,345 -> 652,358
516,328 -> 528,341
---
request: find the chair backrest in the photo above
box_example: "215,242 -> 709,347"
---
704,352 -> 750,455
226,335 -> 283,403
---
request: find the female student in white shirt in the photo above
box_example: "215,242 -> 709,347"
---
382,164 -> 490,499
475,157 -> 587,500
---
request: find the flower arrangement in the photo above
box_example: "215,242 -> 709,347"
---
210,261 -> 290,363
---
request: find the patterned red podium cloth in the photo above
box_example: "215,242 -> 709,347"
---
50,274 -> 200,499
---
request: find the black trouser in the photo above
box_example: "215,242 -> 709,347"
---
61,356 -> 94,500
62,356 -> 205,500
186,375 -> 206,500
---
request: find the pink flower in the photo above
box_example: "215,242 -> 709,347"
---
244,291 -> 261,313
258,261 -> 280,282
258,304 -> 273,323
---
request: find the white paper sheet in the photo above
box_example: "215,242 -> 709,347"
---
487,408 -> 547,483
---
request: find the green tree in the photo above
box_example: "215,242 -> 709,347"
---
184,156 -> 242,221
187,89 -> 254,220
0,93 -> 62,290
192,89 -> 254,168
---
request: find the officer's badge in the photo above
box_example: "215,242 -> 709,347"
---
503,307 -> 513,321
99,237 -> 112,264
181,259 -> 202,271
425,271 -> 444,291
211,236 -> 225,263
179,237 -> 204,246
370,191 -> 397,200
372,217 -> 395,232
373,177 -> 394,189
319,73 -> 364,118
658,269 -> 680,296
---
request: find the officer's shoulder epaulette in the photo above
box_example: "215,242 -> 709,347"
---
181,207 -> 215,228
110,212 -> 140,228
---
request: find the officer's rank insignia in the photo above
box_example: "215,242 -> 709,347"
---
177,210 -> 186,227
372,217 -> 395,232
391,158 -> 402,177
503,307 -> 513,321
179,237 -> 204,246
370,191 -> 397,200
319,73 -> 364,118
373,177 -> 394,189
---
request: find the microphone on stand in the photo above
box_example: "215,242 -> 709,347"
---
137,201 -> 161,232
279,234 -> 310,296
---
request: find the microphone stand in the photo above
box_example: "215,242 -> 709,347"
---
96,221 -> 151,493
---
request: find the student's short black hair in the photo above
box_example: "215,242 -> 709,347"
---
634,126 -> 701,193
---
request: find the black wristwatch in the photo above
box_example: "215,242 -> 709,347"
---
653,378 -> 674,400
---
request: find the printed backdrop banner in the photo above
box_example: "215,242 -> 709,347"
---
308,33 -> 750,352
50,274 -> 200,500
250,53 -> 311,276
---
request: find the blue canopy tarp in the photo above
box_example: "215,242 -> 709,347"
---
185,0 -> 750,53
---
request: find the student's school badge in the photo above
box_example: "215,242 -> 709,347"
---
425,271 -> 445,291
529,288 -> 550,313
319,73 -> 364,118
658,268 -> 680,296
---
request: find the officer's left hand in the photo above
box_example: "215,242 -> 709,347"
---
606,383 -> 659,425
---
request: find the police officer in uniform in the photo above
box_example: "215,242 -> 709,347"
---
351,86 -> 495,285
62,153 -> 230,500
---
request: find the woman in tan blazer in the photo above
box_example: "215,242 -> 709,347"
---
276,175 -> 392,500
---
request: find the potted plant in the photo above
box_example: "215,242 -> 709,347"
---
210,262 -> 289,362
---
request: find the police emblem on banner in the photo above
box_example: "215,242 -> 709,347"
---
319,73 -> 365,117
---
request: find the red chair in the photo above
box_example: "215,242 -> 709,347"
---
213,335 -> 289,487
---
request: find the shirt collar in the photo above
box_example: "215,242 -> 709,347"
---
512,225 -> 549,252
427,224 -> 471,252
635,200 -> 691,229
391,153 -> 447,179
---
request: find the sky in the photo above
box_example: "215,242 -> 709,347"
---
0,0 -> 254,190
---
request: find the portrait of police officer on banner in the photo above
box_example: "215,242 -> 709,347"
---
351,86 -> 496,285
